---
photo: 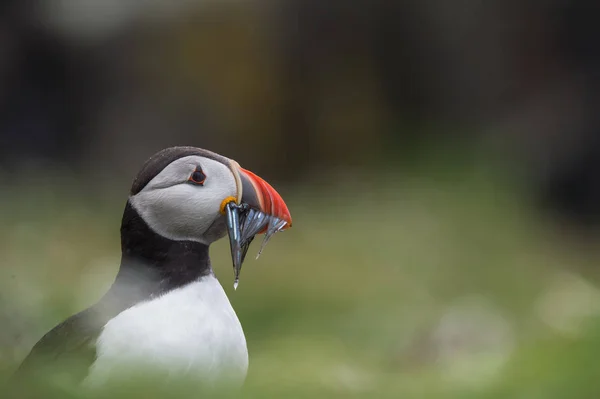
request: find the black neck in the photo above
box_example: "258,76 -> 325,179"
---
109,202 -> 212,302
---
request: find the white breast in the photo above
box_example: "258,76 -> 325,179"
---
83,274 -> 248,388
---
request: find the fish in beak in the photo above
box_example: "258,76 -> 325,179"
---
222,162 -> 292,289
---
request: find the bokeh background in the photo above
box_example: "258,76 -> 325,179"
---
2,1 -> 600,398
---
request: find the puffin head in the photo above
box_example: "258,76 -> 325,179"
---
128,146 -> 292,287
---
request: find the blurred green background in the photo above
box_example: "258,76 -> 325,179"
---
2,1 -> 600,398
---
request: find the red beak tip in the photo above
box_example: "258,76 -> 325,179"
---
240,166 -> 292,227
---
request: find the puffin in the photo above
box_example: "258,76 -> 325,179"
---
14,146 -> 292,390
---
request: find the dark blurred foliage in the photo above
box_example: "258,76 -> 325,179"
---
1,0 -> 600,225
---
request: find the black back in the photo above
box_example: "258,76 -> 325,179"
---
14,203 -> 214,386
14,146 -> 232,387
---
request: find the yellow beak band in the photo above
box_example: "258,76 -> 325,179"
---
220,196 -> 238,215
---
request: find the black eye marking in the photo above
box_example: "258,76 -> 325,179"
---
189,168 -> 207,185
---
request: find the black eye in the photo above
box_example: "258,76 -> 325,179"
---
189,168 -> 207,185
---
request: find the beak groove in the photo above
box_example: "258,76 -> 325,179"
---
225,166 -> 292,289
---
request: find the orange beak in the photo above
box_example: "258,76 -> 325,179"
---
224,163 -> 292,289
238,167 -> 292,231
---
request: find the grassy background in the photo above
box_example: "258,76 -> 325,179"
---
1,159 -> 600,398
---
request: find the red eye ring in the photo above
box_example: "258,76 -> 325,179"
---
189,169 -> 207,185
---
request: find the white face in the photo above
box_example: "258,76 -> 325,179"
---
129,155 -> 237,244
